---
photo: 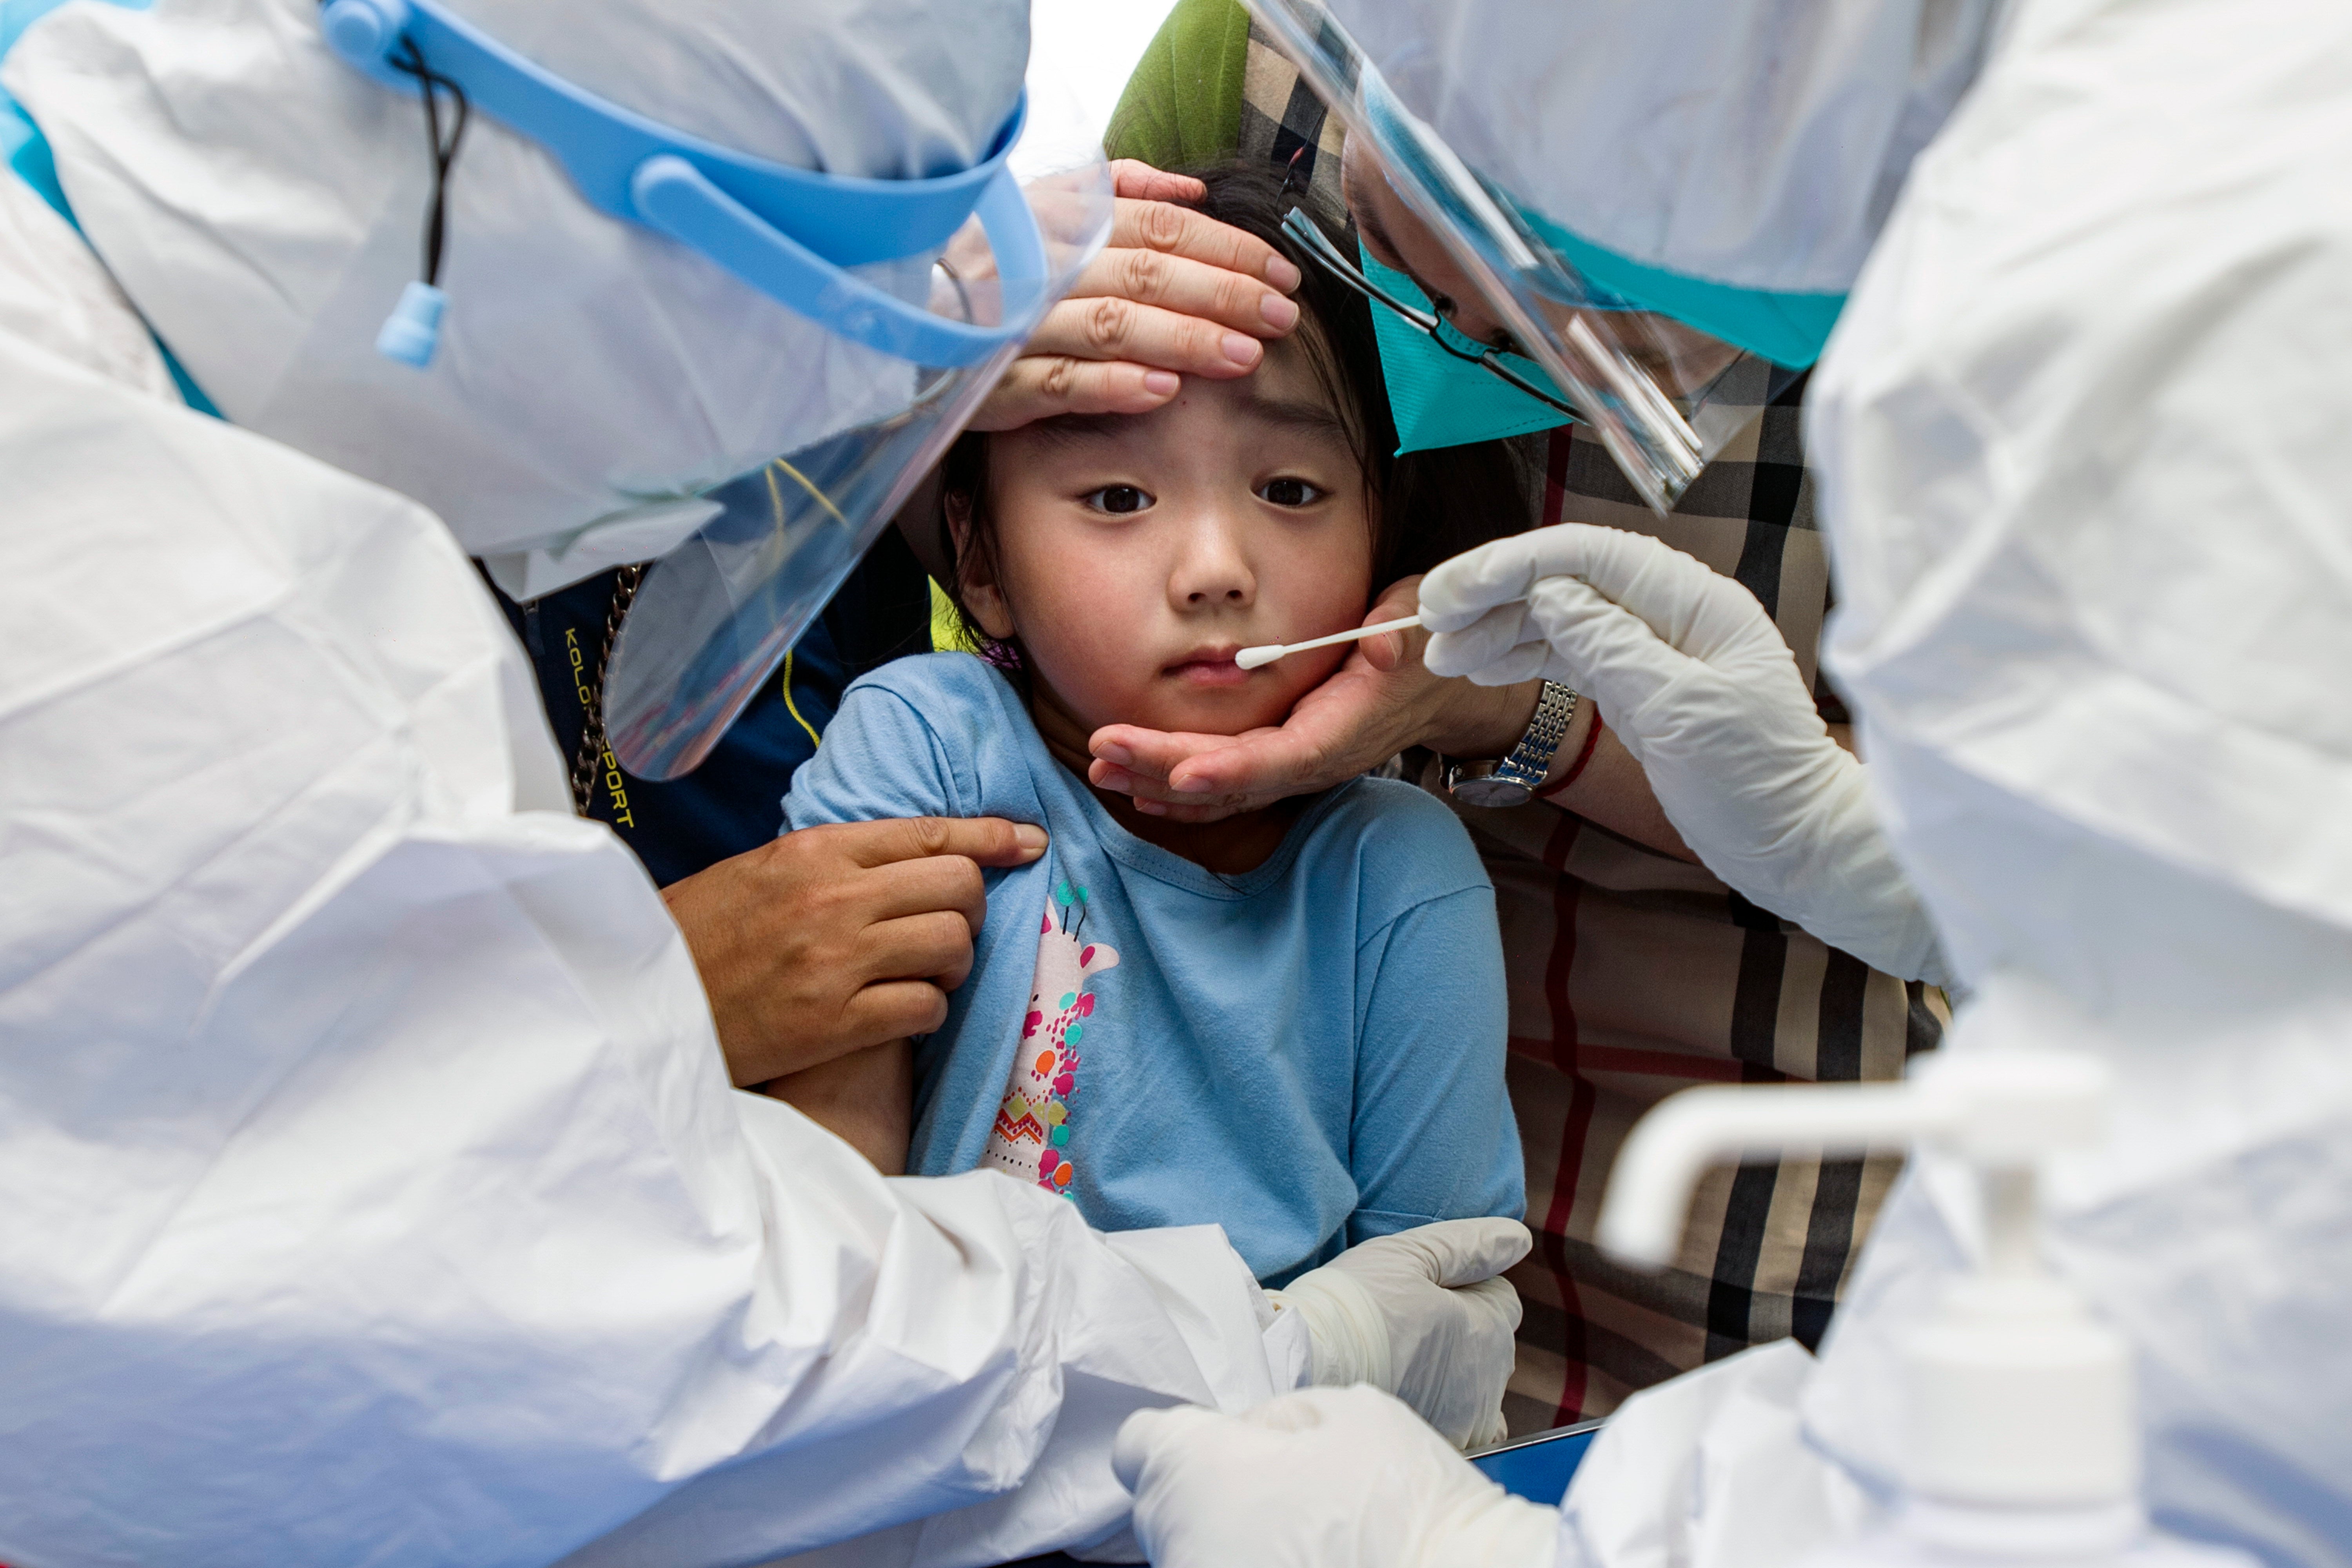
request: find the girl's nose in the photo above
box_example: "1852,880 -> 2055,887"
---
1167,508 -> 1257,611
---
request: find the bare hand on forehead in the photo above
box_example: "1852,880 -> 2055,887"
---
970,161 -> 1305,432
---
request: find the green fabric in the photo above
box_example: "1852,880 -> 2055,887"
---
1103,0 -> 1252,166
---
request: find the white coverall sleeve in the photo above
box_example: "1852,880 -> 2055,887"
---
1546,1343 -> 1855,1568
0,337 -> 1281,1568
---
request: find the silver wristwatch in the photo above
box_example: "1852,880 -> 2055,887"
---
1444,680 -> 1580,808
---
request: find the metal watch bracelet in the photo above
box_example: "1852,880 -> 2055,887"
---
1444,680 -> 1580,809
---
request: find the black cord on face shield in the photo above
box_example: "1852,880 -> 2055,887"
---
392,38 -> 470,287
372,38 -> 469,366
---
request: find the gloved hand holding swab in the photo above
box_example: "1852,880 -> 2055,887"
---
1235,613 -> 1422,670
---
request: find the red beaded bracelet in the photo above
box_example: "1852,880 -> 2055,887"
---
1536,711 -> 1606,801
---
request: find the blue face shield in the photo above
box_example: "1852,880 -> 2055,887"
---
318,0 -> 1045,370
317,0 -> 1112,781
1357,239 -> 1572,455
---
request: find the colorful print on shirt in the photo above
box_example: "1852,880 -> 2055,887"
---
982,877 -> 1118,1199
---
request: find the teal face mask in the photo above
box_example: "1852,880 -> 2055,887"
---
1359,240 -> 1573,456
1508,203 -> 1846,376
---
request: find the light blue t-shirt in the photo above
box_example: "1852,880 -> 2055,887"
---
784,653 -> 1524,1284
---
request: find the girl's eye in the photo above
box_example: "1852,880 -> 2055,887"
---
1259,477 -> 1326,508
1083,485 -> 1152,515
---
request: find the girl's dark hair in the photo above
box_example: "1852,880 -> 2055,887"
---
940,161 -> 1533,662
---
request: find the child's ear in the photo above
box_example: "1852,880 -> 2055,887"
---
945,490 -> 1018,642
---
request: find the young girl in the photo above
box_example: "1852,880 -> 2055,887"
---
772,167 -> 1528,1285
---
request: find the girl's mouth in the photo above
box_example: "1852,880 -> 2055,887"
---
1164,649 -> 1251,688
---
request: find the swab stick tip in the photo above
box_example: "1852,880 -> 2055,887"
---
1232,614 -> 1422,671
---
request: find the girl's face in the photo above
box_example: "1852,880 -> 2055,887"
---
959,338 -> 1376,738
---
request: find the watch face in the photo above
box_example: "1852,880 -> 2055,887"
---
1451,774 -> 1534,809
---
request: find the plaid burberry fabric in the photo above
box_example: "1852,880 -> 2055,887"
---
1423,405 -> 1946,1434
1113,0 -> 1946,1434
1236,27 -> 1350,226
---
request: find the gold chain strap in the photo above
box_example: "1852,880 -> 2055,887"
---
568,563 -> 647,819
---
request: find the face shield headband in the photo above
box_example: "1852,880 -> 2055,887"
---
320,0 -> 1044,370
321,0 -> 1112,781
1245,0 -> 1804,512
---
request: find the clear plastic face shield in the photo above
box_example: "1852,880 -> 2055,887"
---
320,0 -> 1111,780
1246,0 -> 1799,513
599,174 -> 1107,780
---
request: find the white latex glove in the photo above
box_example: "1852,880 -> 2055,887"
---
1420,525 -> 1951,989
1268,1217 -> 1530,1449
1114,1385 -> 1560,1568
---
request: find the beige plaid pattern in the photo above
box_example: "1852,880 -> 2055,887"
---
1232,27 -> 1947,1434
1448,419 -> 1945,1436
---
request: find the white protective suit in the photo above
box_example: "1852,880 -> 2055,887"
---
15,0 -> 1033,601
1122,1 -> 2352,1566
0,0 -> 1370,1564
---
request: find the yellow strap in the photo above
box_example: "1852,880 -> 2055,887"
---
780,650 -> 821,748
930,579 -> 978,653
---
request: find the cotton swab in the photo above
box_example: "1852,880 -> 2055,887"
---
1235,613 -> 1423,670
